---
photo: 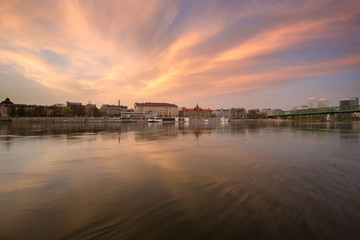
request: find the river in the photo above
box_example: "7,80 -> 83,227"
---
0,120 -> 359,239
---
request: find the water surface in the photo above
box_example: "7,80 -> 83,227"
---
0,121 -> 360,239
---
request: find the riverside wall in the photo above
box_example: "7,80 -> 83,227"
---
1,117 -> 148,123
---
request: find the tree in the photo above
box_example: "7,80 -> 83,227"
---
71,105 -> 86,117
230,108 -> 247,119
247,109 -> 260,119
51,105 -> 64,117
95,109 -> 104,117
62,108 -> 72,117
86,105 -> 103,117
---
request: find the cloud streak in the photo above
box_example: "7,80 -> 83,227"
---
0,0 -> 359,107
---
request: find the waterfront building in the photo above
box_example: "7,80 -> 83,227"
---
66,101 -> 82,107
134,102 -> 178,117
306,98 -> 329,108
340,97 -> 358,107
293,105 -> 310,110
213,108 -> 230,118
65,101 -> 86,117
0,98 -> 40,117
260,109 -> 273,117
0,98 -> 14,117
318,98 -> 329,108
178,104 -> 212,118
84,103 -> 99,117
101,104 -> 127,117
121,112 -> 146,119
53,104 -> 66,108
0,98 -> 67,117
307,98 -> 318,108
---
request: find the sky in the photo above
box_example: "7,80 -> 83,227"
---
0,0 -> 359,110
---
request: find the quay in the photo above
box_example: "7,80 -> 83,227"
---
0,117 -> 230,124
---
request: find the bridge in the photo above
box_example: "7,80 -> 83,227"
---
268,105 -> 360,118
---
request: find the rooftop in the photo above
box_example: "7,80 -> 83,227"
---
135,102 -> 178,107
0,98 -> 14,105
102,104 -> 127,108
181,104 -> 212,112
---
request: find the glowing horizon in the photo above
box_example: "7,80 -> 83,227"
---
0,0 -> 359,109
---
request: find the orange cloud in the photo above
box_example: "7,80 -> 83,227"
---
0,0 -> 359,106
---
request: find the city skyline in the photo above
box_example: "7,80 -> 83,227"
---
1,0 -> 360,110
1,96 -> 358,112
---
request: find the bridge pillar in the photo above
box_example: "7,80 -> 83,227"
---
326,114 -> 335,121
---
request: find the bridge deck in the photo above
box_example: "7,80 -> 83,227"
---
268,105 -> 360,117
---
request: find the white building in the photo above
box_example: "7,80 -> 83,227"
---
213,108 -> 230,118
293,105 -> 310,110
101,104 -> 127,117
134,102 -> 178,117
307,98 -> 318,108
317,98 -> 329,108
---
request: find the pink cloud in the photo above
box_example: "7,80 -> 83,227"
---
0,0 -> 359,106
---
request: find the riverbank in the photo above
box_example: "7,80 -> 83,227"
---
0,117 -> 148,123
1,117 -> 358,124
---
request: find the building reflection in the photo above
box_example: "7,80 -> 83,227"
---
1,120 -> 359,147
1,120 -> 360,239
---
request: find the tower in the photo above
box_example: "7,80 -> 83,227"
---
307,98 -> 318,108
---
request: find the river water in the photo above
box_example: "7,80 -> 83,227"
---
0,120 -> 359,240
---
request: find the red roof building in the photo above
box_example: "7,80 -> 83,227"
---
179,104 -> 212,118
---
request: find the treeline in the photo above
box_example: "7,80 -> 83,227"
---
6,104 -> 103,118
230,108 -> 265,119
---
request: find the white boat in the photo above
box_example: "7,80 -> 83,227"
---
148,118 -> 162,123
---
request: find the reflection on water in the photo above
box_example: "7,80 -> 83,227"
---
0,120 -> 360,240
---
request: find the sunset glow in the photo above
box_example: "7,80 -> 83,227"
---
0,0 -> 359,109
